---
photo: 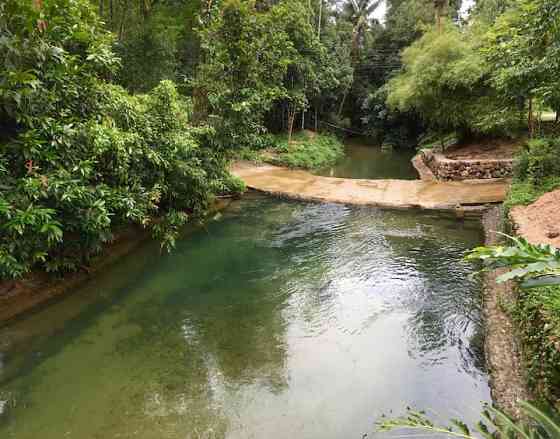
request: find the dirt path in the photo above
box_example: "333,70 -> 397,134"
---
232,162 -> 510,211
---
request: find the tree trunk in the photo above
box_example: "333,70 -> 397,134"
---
193,87 -> 209,124
301,109 -> 305,130
287,104 -> 296,144
141,0 -> 150,21
118,0 -> 129,40
351,28 -> 360,64
338,85 -> 349,118
434,0 -> 446,34
317,0 -> 322,38
314,106 -> 318,132
528,97 -> 534,138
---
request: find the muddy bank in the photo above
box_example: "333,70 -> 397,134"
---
482,207 -> 531,417
0,226 -> 152,326
0,199 -> 234,325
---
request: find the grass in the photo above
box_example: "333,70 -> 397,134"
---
504,176 -> 560,212
504,137 -> 560,211
264,131 -> 345,170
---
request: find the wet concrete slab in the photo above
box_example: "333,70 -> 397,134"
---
232,162 -> 510,211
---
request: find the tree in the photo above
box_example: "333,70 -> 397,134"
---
386,22 -> 519,139
484,0 -> 560,135
195,0 -> 332,148
0,0 -> 239,279
341,0 -> 382,61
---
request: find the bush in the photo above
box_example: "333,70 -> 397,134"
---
505,138 -> 560,210
514,285 -> 560,405
515,138 -> 560,186
0,0 -> 233,279
266,132 -> 344,169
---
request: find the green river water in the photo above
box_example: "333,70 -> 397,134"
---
0,193 -> 490,438
316,139 -> 417,180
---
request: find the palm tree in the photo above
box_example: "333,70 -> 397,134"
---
336,0 -> 381,117
341,0 -> 382,62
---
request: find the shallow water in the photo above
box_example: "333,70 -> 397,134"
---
316,139 -> 417,179
0,195 -> 490,438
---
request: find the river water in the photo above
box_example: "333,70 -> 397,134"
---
0,193 -> 490,438
316,139 -> 417,180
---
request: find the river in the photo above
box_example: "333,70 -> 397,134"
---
0,190 -> 490,438
316,138 -> 417,180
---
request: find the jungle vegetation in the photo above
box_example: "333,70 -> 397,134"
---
1,0 -> 560,432
2,0 -> 558,279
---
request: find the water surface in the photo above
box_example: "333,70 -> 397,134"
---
0,195 -> 489,438
316,138 -> 417,179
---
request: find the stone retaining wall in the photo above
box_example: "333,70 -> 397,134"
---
419,149 -> 514,181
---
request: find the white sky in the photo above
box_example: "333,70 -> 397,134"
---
371,0 -> 476,22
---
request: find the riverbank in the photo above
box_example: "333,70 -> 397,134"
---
0,199 -> 233,325
0,226 -> 152,325
482,207 -> 531,418
238,131 -> 345,170
509,189 -> 560,406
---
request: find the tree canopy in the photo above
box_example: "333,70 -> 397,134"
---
1,0 -> 559,279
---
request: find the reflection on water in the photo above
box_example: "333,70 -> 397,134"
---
0,195 -> 489,438
316,138 -> 418,180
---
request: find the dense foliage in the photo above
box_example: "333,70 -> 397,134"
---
195,0 -> 345,150
504,138 -> 560,209
514,285 -> 560,405
386,23 -> 520,138
468,234 -> 560,406
0,0 -> 240,279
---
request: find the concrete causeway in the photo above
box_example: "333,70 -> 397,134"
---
232,162 -> 510,211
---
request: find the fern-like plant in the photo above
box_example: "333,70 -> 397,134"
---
377,400 -> 560,438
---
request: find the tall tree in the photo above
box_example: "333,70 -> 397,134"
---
341,0 -> 382,61
485,0 -> 560,134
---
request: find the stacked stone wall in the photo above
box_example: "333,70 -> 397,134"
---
419,149 -> 514,181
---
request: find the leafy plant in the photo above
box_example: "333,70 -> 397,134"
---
0,0 -> 238,279
386,22 -> 520,139
466,234 -> 560,288
466,233 -> 560,405
377,400 -> 560,438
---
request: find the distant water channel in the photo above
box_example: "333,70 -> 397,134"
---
316,138 -> 418,180
0,195 -> 490,438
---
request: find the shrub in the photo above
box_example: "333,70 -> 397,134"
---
266,133 -> 344,169
0,0 -> 234,279
515,138 -> 560,186
514,285 -> 560,405
504,138 -> 560,210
